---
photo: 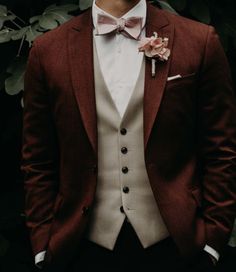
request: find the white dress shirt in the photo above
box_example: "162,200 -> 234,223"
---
92,0 -> 146,117
35,0 -> 219,266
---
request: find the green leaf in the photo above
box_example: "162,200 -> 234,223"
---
5,58 -> 26,95
38,15 -> 59,30
0,15 -> 16,29
11,24 -> 43,46
29,15 -> 40,24
189,0 -> 211,24
41,12 -> 72,29
25,25 -> 43,46
0,5 -> 7,16
157,1 -> 178,15
168,0 -> 186,11
0,5 -> 16,29
0,28 -> 15,43
79,0 -> 93,10
30,4 -> 79,30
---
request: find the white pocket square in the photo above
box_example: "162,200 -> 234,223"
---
167,73 -> 196,82
167,74 -> 182,82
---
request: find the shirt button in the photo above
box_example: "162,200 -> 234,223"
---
122,167 -> 129,174
121,147 -> 128,154
120,128 -> 127,135
123,186 -> 130,194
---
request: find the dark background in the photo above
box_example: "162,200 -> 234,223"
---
0,0 -> 236,271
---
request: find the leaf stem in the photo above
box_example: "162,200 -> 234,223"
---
17,35 -> 26,57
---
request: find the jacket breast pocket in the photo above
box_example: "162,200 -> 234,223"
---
166,72 -> 197,91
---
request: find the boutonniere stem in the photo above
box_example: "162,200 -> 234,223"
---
151,32 -> 158,77
138,31 -> 171,77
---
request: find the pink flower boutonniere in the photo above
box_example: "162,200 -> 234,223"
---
138,32 -> 171,77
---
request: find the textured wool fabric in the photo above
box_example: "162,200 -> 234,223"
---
22,2 -> 236,269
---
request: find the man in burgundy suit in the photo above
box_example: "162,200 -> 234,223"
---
22,0 -> 236,271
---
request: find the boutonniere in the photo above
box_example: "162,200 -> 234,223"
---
138,32 -> 171,77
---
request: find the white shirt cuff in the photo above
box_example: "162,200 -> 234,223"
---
203,244 -> 220,261
35,250 -> 47,268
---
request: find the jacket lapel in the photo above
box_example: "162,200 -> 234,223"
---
67,5 -> 174,153
144,4 -> 175,148
67,10 -> 97,154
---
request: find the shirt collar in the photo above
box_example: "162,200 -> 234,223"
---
92,0 -> 147,30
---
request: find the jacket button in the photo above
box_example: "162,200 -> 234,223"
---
123,186 -> 129,194
121,147 -> 128,154
82,206 -> 90,215
120,206 -> 125,213
120,128 -> 127,135
122,167 -> 129,174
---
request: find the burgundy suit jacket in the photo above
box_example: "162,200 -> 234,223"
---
22,3 -> 236,266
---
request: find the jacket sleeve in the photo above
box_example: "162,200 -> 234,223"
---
21,40 -> 59,256
198,26 -> 236,253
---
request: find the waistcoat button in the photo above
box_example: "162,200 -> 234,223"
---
123,186 -> 130,194
121,147 -> 128,154
120,128 -> 127,135
122,167 -> 129,174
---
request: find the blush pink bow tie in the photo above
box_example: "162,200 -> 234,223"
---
96,14 -> 143,40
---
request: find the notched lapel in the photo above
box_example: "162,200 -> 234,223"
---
144,4 -> 175,148
68,10 -> 97,154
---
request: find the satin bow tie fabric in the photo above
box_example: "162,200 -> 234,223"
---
96,14 -> 143,40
